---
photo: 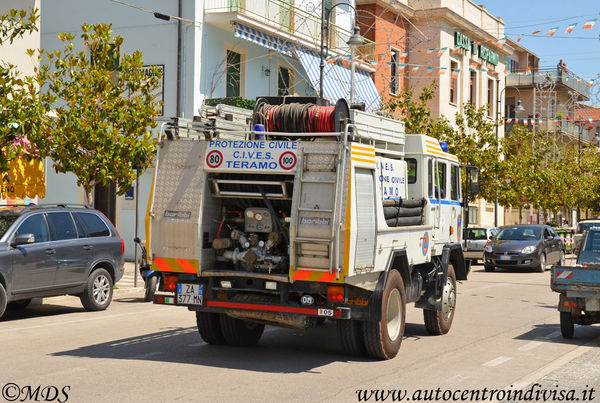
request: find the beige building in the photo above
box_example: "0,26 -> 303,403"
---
407,0 -> 510,227
0,0 -> 40,78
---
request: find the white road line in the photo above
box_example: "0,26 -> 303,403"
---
483,356 -> 512,367
518,341 -> 543,352
0,308 -> 169,334
129,351 -> 164,359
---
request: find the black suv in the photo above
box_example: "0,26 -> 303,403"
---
0,204 -> 124,319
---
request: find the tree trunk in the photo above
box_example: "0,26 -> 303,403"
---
519,207 -> 523,224
85,188 -> 94,206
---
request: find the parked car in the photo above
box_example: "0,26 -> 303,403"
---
483,224 -> 565,272
462,226 -> 500,264
574,219 -> 600,255
0,204 -> 125,319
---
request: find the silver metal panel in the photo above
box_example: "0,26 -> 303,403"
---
354,168 -> 376,268
151,140 -> 207,261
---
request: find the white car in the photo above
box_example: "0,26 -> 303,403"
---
462,227 -> 500,264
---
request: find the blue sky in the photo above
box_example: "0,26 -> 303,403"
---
480,0 -> 600,81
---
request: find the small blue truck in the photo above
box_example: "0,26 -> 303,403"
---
551,226 -> 600,338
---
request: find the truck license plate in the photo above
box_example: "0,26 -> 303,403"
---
176,283 -> 203,305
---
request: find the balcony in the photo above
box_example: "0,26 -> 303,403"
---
506,68 -> 590,99
204,0 -> 375,59
508,120 -> 592,145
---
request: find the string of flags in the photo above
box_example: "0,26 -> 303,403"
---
504,116 -> 597,126
516,17 -> 597,42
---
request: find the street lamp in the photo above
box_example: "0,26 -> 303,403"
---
494,84 -> 526,227
319,2 -> 365,103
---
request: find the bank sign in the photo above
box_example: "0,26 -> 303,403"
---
454,32 -> 499,66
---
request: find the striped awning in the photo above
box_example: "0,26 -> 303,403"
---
295,47 -> 381,112
233,23 -> 293,57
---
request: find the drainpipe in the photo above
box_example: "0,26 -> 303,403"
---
177,0 -> 182,118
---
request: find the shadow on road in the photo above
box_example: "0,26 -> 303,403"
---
513,323 -> 600,345
1,299 -> 85,322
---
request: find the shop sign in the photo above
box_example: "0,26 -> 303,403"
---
454,31 -> 499,66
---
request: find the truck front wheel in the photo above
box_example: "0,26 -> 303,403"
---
219,314 -> 264,346
362,270 -> 406,360
560,311 -> 574,339
196,312 -> 226,345
423,264 -> 456,335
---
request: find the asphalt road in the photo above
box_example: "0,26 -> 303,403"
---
1,262 -> 599,403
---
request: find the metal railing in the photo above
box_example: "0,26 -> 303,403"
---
506,68 -> 590,98
205,0 -> 376,60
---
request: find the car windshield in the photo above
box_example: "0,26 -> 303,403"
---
576,223 -> 600,234
0,215 -> 19,238
497,227 -> 541,241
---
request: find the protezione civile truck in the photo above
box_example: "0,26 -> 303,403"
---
147,98 -> 478,359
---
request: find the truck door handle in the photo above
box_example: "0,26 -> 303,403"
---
83,245 -> 93,250
45,248 -> 55,255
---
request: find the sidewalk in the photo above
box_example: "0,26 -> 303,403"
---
115,261 -> 144,290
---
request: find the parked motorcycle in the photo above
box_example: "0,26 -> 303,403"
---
134,237 -> 160,302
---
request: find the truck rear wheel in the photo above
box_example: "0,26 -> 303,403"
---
196,312 -> 226,345
560,311 -> 574,339
219,314 -> 264,346
362,270 -> 406,360
337,319 -> 365,356
423,264 -> 456,335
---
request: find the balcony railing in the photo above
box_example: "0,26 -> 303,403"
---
506,68 -> 590,98
204,0 -> 376,60
508,120 -> 592,144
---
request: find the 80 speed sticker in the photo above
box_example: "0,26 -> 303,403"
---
206,150 -> 223,169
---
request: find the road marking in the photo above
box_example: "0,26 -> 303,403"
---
0,307 -> 169,334
483,356 -> 512,367
544,331 -> 561,339
518,341 -> 543,351
129,351 -> 163,359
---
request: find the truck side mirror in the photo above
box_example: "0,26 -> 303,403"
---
466,166 -> 480,196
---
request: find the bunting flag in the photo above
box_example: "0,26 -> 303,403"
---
499,120 -> 504,126
481,66 -> 488,73
546,27 -> 558,36
427,66 -> 435,75
469,67 -> 476,72
451,47 -> 462,55
538,119 -> 543,126
399,63 -> 407,69
438,70 -> 446,75
451,68 -> 460,78
565,23 -> 577,33
401,51 -> 408,58
495,37 -> 507,47
506,118 -> 513,124
553,119 -> 558,125
470,61 -> 479,68
474,41 -> 481,45
525,67 -> 532,76
583,19 -> 597,29
486,39 -> 494,44
437,47 -> 448,56
588,116 -> 593,123
503,68 -> 509,74
517,34 -> 523,42
532,30 -> 541,35
589,80 -> 595,87
523,119 -> 528,126
412,65 -> 420,72
577,79 -> 582,83
425,48 -> 434,56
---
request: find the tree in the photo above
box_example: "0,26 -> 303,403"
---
0,8 -> 41,172
34,23 -> 162,204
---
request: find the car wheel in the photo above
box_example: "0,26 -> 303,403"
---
144,276 -> 158,302
8,299 -> 32,309
0,283 -> 6,319
560,311 -> 574,339
535,253 -> 546,273
362,270 -> 406,360
80,268 -> 113,311
423,264 -> 457,335
484,265 -> 495,272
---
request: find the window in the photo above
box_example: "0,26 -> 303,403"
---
428,159 -> 433,197
436,162 -> 447,199
469,70 -> 477,105
406,158 -> 417,184
450,61 -> 458,104
468,206 -> 478,225
226,50 -> 242,97
505,57 -> 518,73
46,212 -> 77,241
277,67 -> 293,96
466,228 -> 487,240
75,213 -> 110,238
487,79 -> 494,117
16,214 -> 49,243
390,49 -> 400,94
450,164 -> 460,201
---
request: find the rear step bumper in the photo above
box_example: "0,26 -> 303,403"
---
154,294 -> 351,319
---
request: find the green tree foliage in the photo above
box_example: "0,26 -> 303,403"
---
34,23 -> 162,204
0,8 -> 40,171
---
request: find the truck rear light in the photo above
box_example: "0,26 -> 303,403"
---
163,275 -> 178,291
327,285 -> 344,303
564,301 -> 577,307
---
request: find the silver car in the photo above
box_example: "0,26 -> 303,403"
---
0,204 -> 124,319
462,227 -> 500,264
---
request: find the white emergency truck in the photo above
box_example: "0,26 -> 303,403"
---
146,98 -> 478,359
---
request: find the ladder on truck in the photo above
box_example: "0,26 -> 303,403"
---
291,145 -> 345,277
